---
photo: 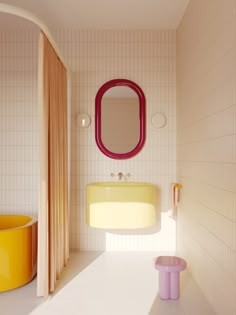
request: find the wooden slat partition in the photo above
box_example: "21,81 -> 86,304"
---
37,31 -> 69,297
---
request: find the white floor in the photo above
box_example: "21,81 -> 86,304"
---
1,252 -> 215,315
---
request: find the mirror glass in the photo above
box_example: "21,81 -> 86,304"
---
101,86 -> 139,154
95,79 -> 146,159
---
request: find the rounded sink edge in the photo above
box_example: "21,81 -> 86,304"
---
88,222 -> 157,230
86,182 -> 156,187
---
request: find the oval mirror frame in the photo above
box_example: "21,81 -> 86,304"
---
95,79 -> 146,159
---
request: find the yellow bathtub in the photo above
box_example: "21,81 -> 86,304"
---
0,215 -> 37,292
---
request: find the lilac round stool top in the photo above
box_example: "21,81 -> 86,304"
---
155,256 -> 187,272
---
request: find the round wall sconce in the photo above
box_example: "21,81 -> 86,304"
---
151,112 -> 167,129
77,113 -> 91,128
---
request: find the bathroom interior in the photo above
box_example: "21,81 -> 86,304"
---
0,0 -> 235,314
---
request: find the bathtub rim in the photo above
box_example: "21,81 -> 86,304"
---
0,214 -> 38,232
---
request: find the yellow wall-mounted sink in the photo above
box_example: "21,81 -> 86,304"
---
86,182 -> 157,229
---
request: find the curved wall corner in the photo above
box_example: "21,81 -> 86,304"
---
0,3 -> 67,69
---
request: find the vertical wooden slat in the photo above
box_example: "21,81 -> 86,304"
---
65,71 -> 70,262
63,69 -> 69,263
37,32 -> 49,297
56,53 -> 61,282
59,63 -> 64,272
49,46 -> 56,292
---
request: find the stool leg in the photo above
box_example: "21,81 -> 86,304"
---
159,271 -> 170,299
170,272 -> 180,299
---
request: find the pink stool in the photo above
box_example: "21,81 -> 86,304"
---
155,256 -> 187,300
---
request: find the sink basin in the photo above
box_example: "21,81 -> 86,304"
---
86,182 -> 157,229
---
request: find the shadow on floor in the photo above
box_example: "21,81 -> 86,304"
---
0,278 -> 43,315
52,250 -> 104,295
0,251 -> 103,315
148,270 -> 215,315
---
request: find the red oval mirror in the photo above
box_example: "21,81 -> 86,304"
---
95,79 -> 146,159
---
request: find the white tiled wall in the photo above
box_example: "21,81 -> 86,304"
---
0,28 -> 176,252
177,0 -> 236,314
0,30 -> 39,217
54,30 -> 177,251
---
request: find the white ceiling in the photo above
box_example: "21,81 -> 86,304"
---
0,0 -> 189,30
